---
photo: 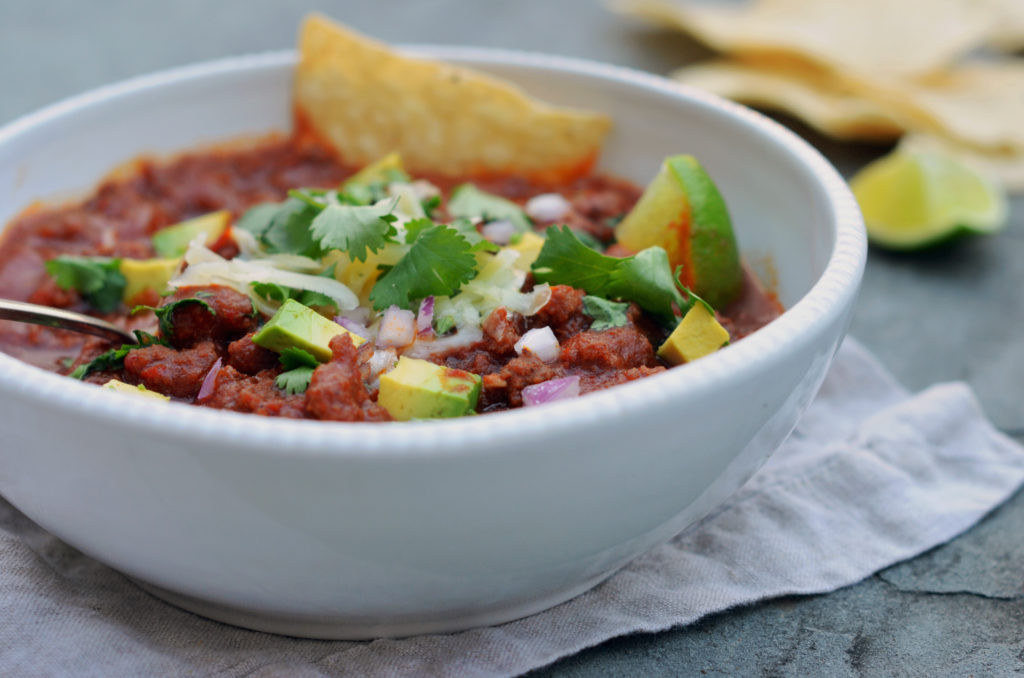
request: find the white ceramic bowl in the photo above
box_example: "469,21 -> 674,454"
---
0,48 -> 865,639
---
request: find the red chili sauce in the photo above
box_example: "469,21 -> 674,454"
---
0,136 -> 783,420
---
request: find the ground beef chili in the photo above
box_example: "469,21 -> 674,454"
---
0,135 -> 783,421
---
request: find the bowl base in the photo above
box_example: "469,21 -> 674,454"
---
130,570 -> 616,640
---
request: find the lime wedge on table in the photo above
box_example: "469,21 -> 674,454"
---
851,149 -> 1008,250
615,155 -> 742,309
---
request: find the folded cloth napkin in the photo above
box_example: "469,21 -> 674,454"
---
1,338 -> 1022,677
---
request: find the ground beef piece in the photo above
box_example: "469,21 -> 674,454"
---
482,307 -> 524,355
227,333 -> 278,375
481,355 -> 564,409
560,326 -> 657,371
159,285 -> 258,348
443,348 -> 504,375
580,365 -> 666,393
27,277 -> 78,309
122,340 -> 219,399
530,285 -> 589,341
304,334 -> 390,422
203,365 -> 306,418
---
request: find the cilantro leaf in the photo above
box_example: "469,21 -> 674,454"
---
275,367 -> 315,395
296,290 -> 338,313
571,229 -> 607,252
421,195 -> 441,218
271,346 -> 322,395
69,331 -> 166,380
675,265 -> 715,314
250,281 -> 339,316
403,217 -> 435,244
309,200 -> 398,262
133,297 -> 216,337
279,347 -> 320,370
45,256 -> 126,313
260,198 -> 323,257
341,167 -> 410,206
449,217 -> 500,252
532,226 -> 695,325
606,247 -> 687,320
250,281 -> 291,303
235,202 -> 283,238
448,184 -> 532,232
531,226 -> 619,291
582,296 -> 631,331
369,225 -> 478,310
434,315 -> 455,336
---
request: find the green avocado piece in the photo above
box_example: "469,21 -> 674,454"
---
252,299 -> 364,362
152,210 -> 230,258
378,356 -> 481,421
344,152 -> 409,188
119,257 -> 181,303
102,379 -> 170,401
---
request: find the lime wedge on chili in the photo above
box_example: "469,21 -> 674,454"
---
851,149 -> 1007,250
615,155 -> 742,308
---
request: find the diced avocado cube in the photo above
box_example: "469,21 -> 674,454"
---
378,356 -> 481,421
152,210 -> 230,258
119,257 -> 181,303
252,299 -> 364,362
103,379 -> 170,401
657,302 -> 730,365
344,152 -> 408,188
507,231 -> 545,271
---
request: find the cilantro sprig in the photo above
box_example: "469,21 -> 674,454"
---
274,347 -> 320,395
69,330 -> 166,380
236,189 -> 401,262
532,226 -> 703,325
582,296 -> 631,331
45,256 -> 126,313
251,279 -> 339,316
369,224 -> 478,310
448,184 -> 532,233
309,200 -> 399,262
132,297 -> 216,337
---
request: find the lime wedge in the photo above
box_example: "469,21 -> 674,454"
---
615,155 -> 742,308
851,149 -> 1008,250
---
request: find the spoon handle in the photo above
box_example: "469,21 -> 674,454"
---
0,299 -> 138,344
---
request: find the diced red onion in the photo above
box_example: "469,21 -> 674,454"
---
522,376 -> 580,407
377,305 -> 416,348
197,358 -> 222,402
514,326 -> 560,363
481,219 -> 518,245
417,296 -> 435,337
336,306 -> 370,324
335,316 -> 371,339
524,193 -> 571,222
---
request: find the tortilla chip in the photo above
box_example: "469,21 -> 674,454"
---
894,61 -> 1024,153
672,61 -> 906,141
614,0 -> 994,80
984,0 -> 1024,52
901,134 -> 1024,193
675,57 -> 1024,154
294,15 -> 611,182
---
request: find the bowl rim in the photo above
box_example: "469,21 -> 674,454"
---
0,47 -> 866,458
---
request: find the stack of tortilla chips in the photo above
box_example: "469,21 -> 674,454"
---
614,0 -> 1024,192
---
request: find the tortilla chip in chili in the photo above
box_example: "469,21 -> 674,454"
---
294,15 -> 612,182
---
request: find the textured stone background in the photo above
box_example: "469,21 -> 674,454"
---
2,1 -> 1022,674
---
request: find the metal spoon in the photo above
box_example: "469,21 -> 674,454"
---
0,299 -> 138,344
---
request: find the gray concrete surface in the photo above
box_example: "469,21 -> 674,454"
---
2,1 -> 1022,674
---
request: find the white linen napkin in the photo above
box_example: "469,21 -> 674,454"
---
1,338 -> 1021,677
